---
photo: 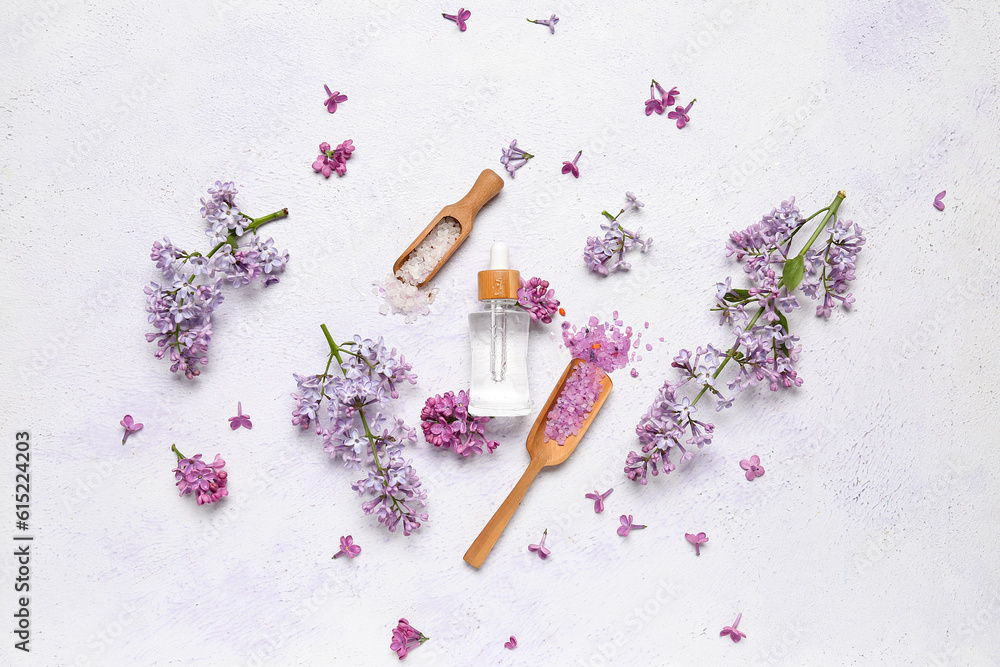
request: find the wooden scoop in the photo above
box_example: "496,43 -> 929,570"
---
463,358 -> 614,568
392,168 -> 505,287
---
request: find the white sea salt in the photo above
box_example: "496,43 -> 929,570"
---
376,218 -> 460,323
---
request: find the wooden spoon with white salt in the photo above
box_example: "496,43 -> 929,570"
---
392,169 -> 504,287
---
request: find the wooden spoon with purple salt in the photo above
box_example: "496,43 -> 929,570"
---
463,358 -> 613,568
393,168 -> 504,288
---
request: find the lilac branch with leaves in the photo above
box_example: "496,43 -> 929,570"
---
626,192 -> 865,484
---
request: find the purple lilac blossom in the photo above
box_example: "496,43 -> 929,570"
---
145,184 -> 289,378
293,329 -> 426,535
517,277 -> 560,323
627,195 -> 864,483
584,196 -> 652,276
420,390 -> 499,456
173,450 -> 228,505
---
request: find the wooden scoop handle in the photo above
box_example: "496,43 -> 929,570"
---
463,457 -> 544,569
448,168 -> 504,222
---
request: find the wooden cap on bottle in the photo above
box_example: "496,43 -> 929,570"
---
478,269 -> 520,300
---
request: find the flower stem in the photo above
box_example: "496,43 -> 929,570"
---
171,444 -> 186,460
246,208 -> 289,233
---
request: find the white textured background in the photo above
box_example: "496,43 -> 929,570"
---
2,0 -> 999,664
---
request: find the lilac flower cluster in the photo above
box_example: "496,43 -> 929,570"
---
172,446 -> 228,505
390,618 -> 429,659
312,140 -> 355,178
144,183 -> 289,379
544,361 -> 606,444
420,390 -> 499,456
500,139 -> 534,177
626,192 -> 864,483
517,277 -> 560,323
584,193 -> 651,275
292,325 -> 427,535
561,315 -> 633,373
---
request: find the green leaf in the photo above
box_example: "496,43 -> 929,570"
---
782,255 -> 805,291
723,288 -> 751,303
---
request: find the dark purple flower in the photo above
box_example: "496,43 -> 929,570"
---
667,99 -> 696,129
323,85 -> 347,114
617,514 -> 646,536
121,415 -> 143,445
229,401 -> 252,430
561,150 -> 582,178
332,534 -> 362,559
933,190 -> 946,211
517,277 -> 560,323
420,390 -> 498,456
528,529 -> 550,559
171,445 -> 229,505
442,8 -> 471,31
585,488 -> 613,513
720,614 -> 746,642
685,531 -> 708,555
313,140 -> 355,178
390,618 -> 429,659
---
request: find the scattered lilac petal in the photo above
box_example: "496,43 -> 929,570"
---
229,401 -> 252,430
121,414 -> 143,445
528,529 -> 551,559
739,454 -> 765,480
685,532 -> 708,555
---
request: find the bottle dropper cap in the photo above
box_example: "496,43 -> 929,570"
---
478,241 -> 520,300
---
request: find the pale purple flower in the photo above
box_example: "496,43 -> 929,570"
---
933,190 -> 946,211
585,488 -> 613,513
740,454 -> 764,480
323,84 -> 347,114
442,8 -> 471,31
528,529 -> 550,559
120,415 -> 143,445
667,99 -> 696,128
229,402 -> 252,430
561,150 -> 582,178
332,534 -> 362,559
146,185 -> 289,378
500,139 -> 535,177
296,326 -> 426,535
172,446 -> 228,505
517,277 -> 560,323
685,531 -> 708,555
720,613 -> 746,642
584,198 -> 651,275
527,14 -> 559,33
390,618 -> 428,659
504,636 -> 517,650
617,514 -> 646,536
623,192 -> 644,211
